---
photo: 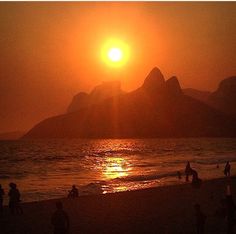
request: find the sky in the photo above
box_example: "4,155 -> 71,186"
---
0,2 -> 236,133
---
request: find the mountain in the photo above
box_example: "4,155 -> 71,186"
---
208,76 -> 236,116
183,88 -> 211,103
22,67 -> 236,139
67,81 -> 124,113
183,77 -> 236,116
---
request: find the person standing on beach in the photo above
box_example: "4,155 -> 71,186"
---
194,203 -> 206,234
225,185 -> 236,234
51,201 -> 70,234
185,161 -> 192,182
8,183 -> 23,215
0,184 -> 5,212
224,161 -> 231,177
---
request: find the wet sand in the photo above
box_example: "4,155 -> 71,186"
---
0,176 -> 234,234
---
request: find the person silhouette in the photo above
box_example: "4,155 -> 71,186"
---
51,201 -> 70,234
191,169 -> 202,188
0,184 -> 5,212
68,185 -> 79,198
225,185 -> 236,234
194,203 -> 206,234
185,161 -> 192,182
8,183 -> 23,215
224,161 -> 231,177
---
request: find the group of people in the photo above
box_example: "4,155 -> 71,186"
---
0,162 -> 235,234
195,184 -> 236,234
50,185 -> 79,234
0,182 -> 23,215
177,161 -> 232,188
181,161 -> 234,234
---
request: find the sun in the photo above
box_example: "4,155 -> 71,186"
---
101,39 -> 130,67
108,48 -> 123,62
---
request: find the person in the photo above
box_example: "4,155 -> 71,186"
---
224,161 -> 231,177
68,185 -> 79,198
225,185 -> 236,234
8,183 -> 23,215
0,184 -> 5,212
51,201 -> 70,234
194,203 -> 206,234
191,169 -> 202,188
185,161 -> 192,182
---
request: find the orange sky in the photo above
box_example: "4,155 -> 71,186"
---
0,2 -> 236,132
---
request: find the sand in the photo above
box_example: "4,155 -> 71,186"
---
0,176 -> 235,234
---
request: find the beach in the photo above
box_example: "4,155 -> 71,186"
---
1,176 -> 234,234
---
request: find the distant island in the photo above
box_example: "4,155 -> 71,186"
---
23,67 -> 236,138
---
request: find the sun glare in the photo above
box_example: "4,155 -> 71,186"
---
108,48 -> 123,62
101,39 -> 130,67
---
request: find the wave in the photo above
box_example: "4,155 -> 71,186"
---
117,172 -> 178,183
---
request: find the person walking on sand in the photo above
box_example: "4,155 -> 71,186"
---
0,184 -> 5,212
8,183 -> 23,215
194,203 -> 206,234
224,161 -> 231,177
51,201 -> 70,234
185,161 -> 192,182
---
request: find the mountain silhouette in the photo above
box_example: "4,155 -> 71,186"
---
184,76 -> 236,116
208,76 -> 236,116
183,88 -> 210,103
67,81 -> 124,113
23,68 -> 236,138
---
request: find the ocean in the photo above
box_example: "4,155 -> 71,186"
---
0,138 -> 236,203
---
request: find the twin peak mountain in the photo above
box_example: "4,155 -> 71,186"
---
23,67 -> 236,138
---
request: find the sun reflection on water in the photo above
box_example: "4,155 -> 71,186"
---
103,157 -> 131,180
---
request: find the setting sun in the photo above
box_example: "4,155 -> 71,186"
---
101,39 -> 130,67
108,48 -> 123,62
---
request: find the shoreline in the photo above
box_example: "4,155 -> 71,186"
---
1,176 -> 235,233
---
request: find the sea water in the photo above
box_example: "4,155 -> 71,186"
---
0,138 -> 236,203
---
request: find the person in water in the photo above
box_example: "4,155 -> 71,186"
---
8,183 -> 23,215
194,203 -> 206,234
68,185 -> 79,198
185,161 -> 192,182
51,201 -> 70,234
0,184 -> 5,212
224,161 -> 231,177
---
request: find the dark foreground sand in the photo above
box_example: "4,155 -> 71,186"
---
1,177 -> 235,234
